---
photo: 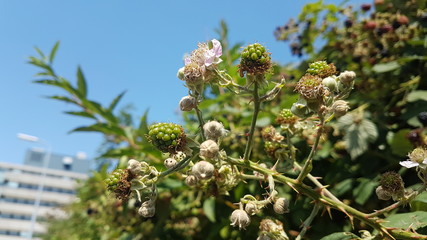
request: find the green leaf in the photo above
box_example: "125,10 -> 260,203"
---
320,232 -> 360,240
407,90 -> 427,102
387,129 -> 413,157
203,197 -> 216,223
353,178 -> 377,205
64,111 -> 96,119
372,61 -> 400,73
411,192 -> 427,212
383,211 -> 427,231
108,91 -> 126,111
45,95 -> 77,104
138,110 -> 150,137
49,41 -> 60,63
76,66 -> 87,97
343,118 -> 378,159
331,179 -> 354,197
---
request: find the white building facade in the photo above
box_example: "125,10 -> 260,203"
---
0,149 -> 90,240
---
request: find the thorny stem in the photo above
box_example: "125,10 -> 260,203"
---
194,105 -> 206,141
297,116 -> 324,182
243,80 -> 261,162
224,156 -> 410,239
295,203 -> 322,240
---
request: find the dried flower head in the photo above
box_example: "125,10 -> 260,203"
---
261,126 -> 283,142
230,209 -> 251,229
400,147 -> 427,169
379,171 -> 404,197
306,61 -> 336,78
105,169 -> 132,201
192,160 -> 215,180
200,140 -> 220,159
203,121 -> 227,141
276,109 -> 298,125
245,202 -> 260,216
332,100 -> 350,117
294,74 -> 327,101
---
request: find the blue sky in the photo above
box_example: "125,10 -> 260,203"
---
0,0 -> 367,165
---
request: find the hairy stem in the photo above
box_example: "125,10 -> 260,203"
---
159,154 -> 198,178
194,105 -> 206,141
243,81 -> 261,161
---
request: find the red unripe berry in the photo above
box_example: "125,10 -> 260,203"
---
374,0 -> 384,5
364,21 -> 377,30
397,15 -> 409,25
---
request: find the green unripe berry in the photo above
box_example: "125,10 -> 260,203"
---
148,123 -> 186,154
239,43 -> 272,77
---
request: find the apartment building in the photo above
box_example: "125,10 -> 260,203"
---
0,149 -> 91,240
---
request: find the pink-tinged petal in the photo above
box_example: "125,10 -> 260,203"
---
204,50 -> 215,67
184,57 -> 192,65
211,39 -> 222,57
399,161 -> 419,168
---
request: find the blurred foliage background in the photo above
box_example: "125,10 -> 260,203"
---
29,0 -> 427,239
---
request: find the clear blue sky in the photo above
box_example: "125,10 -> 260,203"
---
0,0 -> 367,165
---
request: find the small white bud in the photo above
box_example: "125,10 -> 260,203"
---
203,121 -> 227,141
164,158 -> 177,169
185,174 -> 198,187
376,186 -> 392,201
179,95 -> 197,112
177,67 -> 185,80
273,198 -> 289,214
230,209 -> 251,229
138,200 -> 155,217
338,70 -> 356,84
332,100 -> 350,118
322,76 -> 338,91
200,140 -> 219,159
127,159 -> 142,176
245,202 -> 260,216
192,160 -> 215,180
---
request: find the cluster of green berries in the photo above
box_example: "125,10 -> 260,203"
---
306,61 -> 336,78
276,109 -> 298,125
105,169 -> 131,200
265,141 -> 287,158
239,43 -> 271,76
148,123 -> 186,154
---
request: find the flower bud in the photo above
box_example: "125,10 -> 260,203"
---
200,140 -> 219,159
179,95 -> 197,112
127,159 -> 142,176
291,99 -> 312,118
338,71 -> 356,85
192,160 -> 215,180
322,76 -> 338,92
185,174 -> 198,186
230,209 -> 251,229
245,202 -> 260,216
332,100 -> 350,118
203,121 -> 227,141
138,200 -> 155,217
273,198 -> 289,214
177,67 -> 185,80
164,158 -> 177,169
375,186 -> 392,201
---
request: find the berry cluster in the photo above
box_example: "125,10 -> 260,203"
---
105,169 -> 132,200
306,61 -> 336,78
275,109 -> 298,125
239,43 -> 271,76
147,123 -> 186,154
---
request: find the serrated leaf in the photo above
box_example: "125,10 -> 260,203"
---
353,178 -> 377,205
203,197 -> 216,223
343,118 -> 378,159
45,95 -> 77,104
411,192 -> 427,212
76,66 -> 87,97
49,41 -> 60,63
320,232 -> 360,240
383,211 -> 427,231
64,111 -> 96,119
372,61 -> 400,73
331,179 -> 354,197
108,91 -> 126,111
407,90 -> 427,102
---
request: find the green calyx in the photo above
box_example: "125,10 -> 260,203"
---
148,122 -> 186,154
239,43 -> 271,77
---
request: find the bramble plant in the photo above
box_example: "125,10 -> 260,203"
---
29,1 -> 426,239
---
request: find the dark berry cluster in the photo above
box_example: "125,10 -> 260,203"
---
148,123 -> 186,154
239,43 -> 271,76
105,169 -> 132,200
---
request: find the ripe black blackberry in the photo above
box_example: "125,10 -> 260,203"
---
418,112 -> 427,126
